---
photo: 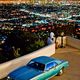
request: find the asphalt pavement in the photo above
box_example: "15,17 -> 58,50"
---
50,47 -> 80,80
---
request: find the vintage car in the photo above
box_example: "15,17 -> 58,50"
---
7,56 -> 69,80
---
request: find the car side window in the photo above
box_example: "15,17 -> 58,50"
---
46,62 -> 57,71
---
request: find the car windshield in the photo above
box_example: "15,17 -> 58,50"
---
27,61 -> 45,71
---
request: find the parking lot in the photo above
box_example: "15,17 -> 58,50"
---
50,47 -> 80,80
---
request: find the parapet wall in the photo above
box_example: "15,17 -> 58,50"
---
56,36 -> 80,50
66,36 -> 80,50
0,44 -> 55,79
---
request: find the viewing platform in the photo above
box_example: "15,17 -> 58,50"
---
1,46 -> 80,80
0,36 -> 80,80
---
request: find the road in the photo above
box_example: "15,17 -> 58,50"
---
50,47 -> 80,80
1,47 -> 80,80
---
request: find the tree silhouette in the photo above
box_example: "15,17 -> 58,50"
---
4,30 -> 38,57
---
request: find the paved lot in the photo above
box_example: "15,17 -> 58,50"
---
50,47 -> 80,80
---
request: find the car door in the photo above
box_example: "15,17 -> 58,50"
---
43,62 -> 59,79
32,62 -> 58,80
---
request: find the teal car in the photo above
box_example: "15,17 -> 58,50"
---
7,56 -> 69,80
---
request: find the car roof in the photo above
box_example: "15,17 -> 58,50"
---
32,56 -> 56,65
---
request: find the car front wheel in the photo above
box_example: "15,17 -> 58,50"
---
58,69 -> 64,76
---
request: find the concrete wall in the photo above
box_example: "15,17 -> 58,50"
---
66,36 -> 80,50
0,44 -> 55,79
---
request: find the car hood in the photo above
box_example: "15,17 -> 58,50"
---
8,66 -> 43,80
